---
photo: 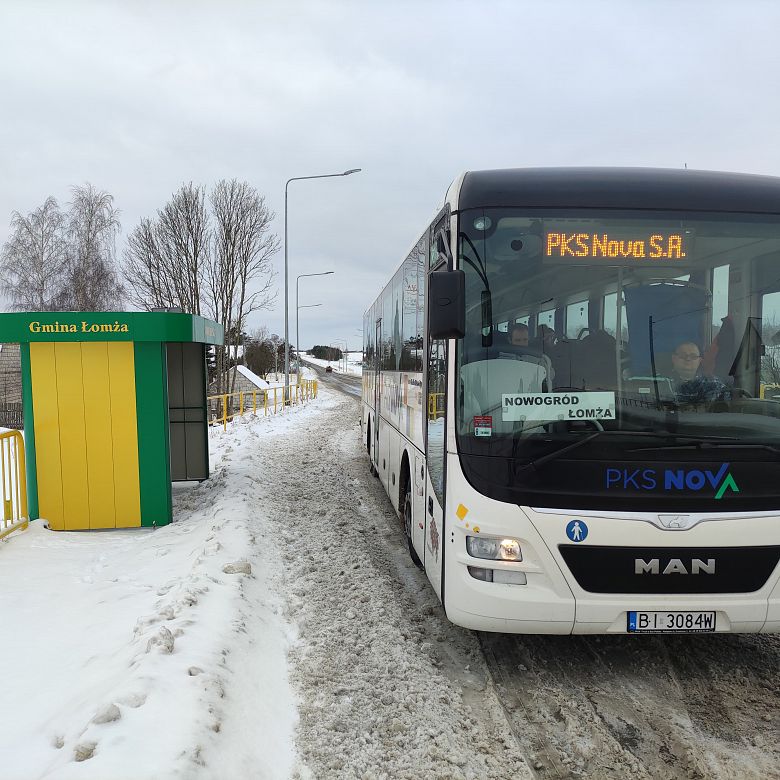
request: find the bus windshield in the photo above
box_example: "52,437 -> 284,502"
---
456,207 -> 780,511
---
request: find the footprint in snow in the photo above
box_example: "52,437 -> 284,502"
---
73,741 -> 97,762
117,692 -> 147,708
91,703 -> 121,725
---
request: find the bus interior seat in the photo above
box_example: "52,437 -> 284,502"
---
460,357 -> 551,434
650,351 -> 674,377
549,329 -> 618,390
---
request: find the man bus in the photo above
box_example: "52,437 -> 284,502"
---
363,168 -> 780,634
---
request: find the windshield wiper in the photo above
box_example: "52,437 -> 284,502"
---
629,441 -> 780,454
515,431 -> 744,477
516,431 -> 605,477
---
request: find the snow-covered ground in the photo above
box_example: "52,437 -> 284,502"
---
0,408 -> 310,779
258,367 -> 318,389
0,388 -> 529,779
302,351 -> 363,376
2,385 -> 778,779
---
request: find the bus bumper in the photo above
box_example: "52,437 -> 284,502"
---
444,460 -> 780,635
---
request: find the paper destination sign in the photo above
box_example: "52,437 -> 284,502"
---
502,391 -> 616,422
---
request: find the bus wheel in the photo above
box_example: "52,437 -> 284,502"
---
367,421 -> 377,476
403,481 -> 423,570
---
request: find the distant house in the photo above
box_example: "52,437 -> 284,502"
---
0,344 -> 22,403
0,344 -> 23,429
207,364 -> 270,397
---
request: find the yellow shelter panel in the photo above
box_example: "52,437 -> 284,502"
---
81,343 -> 116,528
55,343 -> 90,530
30,343 -> 64,531
107,343 -> 141,528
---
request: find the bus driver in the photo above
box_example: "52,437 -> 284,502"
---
670,341 -> 703,382
670,340 -> 730,404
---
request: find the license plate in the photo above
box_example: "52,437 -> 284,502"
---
627,611 -> 716,633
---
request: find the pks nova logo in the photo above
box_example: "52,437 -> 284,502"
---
606,463 -> 739,500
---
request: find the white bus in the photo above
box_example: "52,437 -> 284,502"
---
363,168 -> 780,635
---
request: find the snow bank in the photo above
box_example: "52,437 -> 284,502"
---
0,413 -> 302,779
302,352 -> 363,376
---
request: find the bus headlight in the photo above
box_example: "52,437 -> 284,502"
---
466,536 -> 522,561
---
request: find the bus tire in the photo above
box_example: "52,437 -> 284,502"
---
403,480 -> 423,570
367,420 -> 377,476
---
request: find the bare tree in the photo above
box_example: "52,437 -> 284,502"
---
122,183 -> 208,314
122,179 -> 279,397
61,184 -> 124,311
0,197 -> 67,310
205,179 -> 279,395
122,217 -> 173,310
246,327 -> 284,379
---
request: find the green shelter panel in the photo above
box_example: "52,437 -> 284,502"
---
0,311 -> 223,345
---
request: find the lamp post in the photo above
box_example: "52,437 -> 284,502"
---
295,301 -> 323,377
296,271 -> 334,375
284,168 -> 361,397
333,338 -> 348,374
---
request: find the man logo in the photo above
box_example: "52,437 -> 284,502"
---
634,558 -> 716,575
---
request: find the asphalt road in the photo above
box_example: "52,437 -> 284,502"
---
304,361 -> 362,398
304,361 -> 780,779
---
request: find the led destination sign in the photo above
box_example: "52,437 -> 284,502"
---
545,230 -> 689,262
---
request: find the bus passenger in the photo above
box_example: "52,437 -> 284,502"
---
532,324 -> 557,351
508,323 -> 529,347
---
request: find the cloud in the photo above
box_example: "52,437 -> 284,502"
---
1,0 -> 779,345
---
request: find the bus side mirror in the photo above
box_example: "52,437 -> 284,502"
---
428,270 -> 465,339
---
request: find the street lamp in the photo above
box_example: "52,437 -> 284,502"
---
332,338 -> 348,374
295,302 -> 323,377
284,168 -> 362,396
296,271 -> 334,375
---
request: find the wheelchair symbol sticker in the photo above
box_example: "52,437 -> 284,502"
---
566,519 -> 588,543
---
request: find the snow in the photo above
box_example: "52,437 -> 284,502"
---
263,366 -> 318,389
302,351 -> 363,376
235,363 -> 270,389
0,410 -> 307,779
234,363 -> 317,391
2,387 -> 778,779
0,390 -> 531,779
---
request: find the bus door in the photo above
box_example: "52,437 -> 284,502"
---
373,318 -> 381,465
424,333 -> 446,600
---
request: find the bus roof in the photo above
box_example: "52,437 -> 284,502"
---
457,167 -> 780,214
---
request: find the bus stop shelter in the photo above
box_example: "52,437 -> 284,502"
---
0,311 -> 223,531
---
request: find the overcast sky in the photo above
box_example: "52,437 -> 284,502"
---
2,0 -> 780,350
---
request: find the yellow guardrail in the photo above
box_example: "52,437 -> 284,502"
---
208,379 -> 318,430
428,392 -> 445,420
760,383 -> 780,399
0,430 -> 28,541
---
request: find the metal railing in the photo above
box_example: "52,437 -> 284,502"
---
428,392 -> 445,420
208,379 -> 318,430
0,429 -> 28,541
760,383 -> 780,400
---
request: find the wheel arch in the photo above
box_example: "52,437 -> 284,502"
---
398,447 -> 411,509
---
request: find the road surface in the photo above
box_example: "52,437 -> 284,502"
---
265,379 -> 780,779
304,359 -> 362,398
